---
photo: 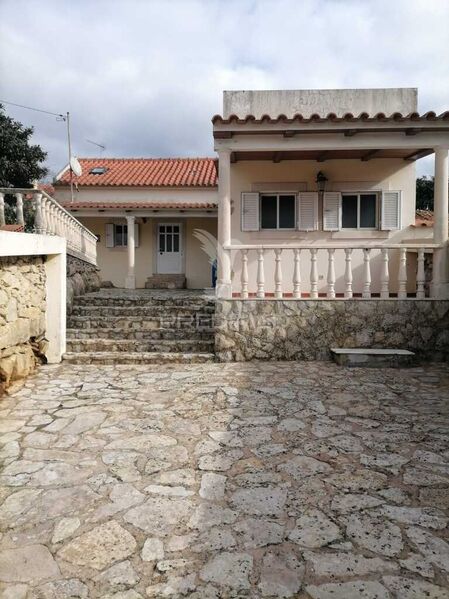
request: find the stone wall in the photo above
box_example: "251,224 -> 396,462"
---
67,255 -> 101,313
0,256 -> 47,393
215,299 -> 449,362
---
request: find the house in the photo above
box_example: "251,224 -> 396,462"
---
53,158 -> 218,289
54,88 -> 449,300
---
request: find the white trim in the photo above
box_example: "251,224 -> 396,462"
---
54,163 -> 70,181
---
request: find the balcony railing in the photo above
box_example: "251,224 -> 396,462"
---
0,188 -> 97,266
225,243 -> 444,299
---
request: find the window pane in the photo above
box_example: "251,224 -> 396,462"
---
360,194 -> 377,228
115,225 -> 122,246
173,234 -> 179,252
123,225 -> 128,246
342,195 -> 358,228
167,235 -> 172,252
279,195 -> 295,228
166,225 -> 172,233
261,195 -> 277,229
173,225 -> 179,233
159,234 -> 165,252
160,225 -> 165,233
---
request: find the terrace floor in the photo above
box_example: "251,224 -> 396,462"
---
0,361 -> 448,598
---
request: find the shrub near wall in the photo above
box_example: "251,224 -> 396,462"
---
0,256 -> 47,393
215,299 -> 449,362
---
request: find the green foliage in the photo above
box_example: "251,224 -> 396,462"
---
0,104 -> 48,228
416,176 -> 434,210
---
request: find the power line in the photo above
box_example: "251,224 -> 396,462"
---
0,99 -> 65,119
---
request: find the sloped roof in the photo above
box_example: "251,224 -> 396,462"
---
56,158 -> 218,188
60,202 -> 217,210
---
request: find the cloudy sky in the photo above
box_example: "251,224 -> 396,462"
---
1,0 -> 448,179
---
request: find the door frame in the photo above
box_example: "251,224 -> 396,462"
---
153,220 -> 185,275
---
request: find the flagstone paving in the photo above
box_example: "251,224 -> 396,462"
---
0,361 -> 448,598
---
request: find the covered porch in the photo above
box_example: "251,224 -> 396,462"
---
214,111 -> 449,299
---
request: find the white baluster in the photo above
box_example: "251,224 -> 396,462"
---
0,193 -> 5,227
344,248 -> 353,298
15,193 -> 24,226
416,248 -> 426,299
274,248 -> 283,298
241,249 -> 248,299
293,249 -> 301,298
34,193 -> 43,234
327,248 -> 336,299
362,249 -> 371,299
256,248 -> 265,299
310,248 -> 318,299
380,248 -> 390,299
398,247 -> 407,299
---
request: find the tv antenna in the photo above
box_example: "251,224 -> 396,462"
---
86,139 -> 106,152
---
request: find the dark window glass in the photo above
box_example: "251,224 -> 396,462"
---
279,195 -> 295,228
166,225 -> 172,233
115,225 -> 122,246
159,234 -> 165,252
173,234 -> 179,252
342,195 -> 358,228
173,225 -> 179,233
167,235 -> 172,252
261,195 -> 277,229
360,194 -> 377,228
123,225 -> 128,246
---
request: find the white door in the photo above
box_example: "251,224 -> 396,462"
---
157,223 -> 183,274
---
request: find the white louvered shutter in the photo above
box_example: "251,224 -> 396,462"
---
323,192 -> 342,231
134,223 -> 140,248
241,192 -> 260,231
381,191 -> 401,230
105,223 -> 115,247
297,192 -> 318,231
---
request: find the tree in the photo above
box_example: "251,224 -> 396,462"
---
416,176 -> 434,210
0,104 -> 48,228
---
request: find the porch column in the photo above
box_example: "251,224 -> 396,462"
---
432,147 -> 449,298
216,148 -> 232,298
125,215 -> 136,289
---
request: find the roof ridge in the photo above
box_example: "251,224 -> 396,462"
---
75,156 -> 217,162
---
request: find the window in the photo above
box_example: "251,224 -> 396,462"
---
89,166 -> 108,175
342,193 -> 378,229
114,224 -> 128,246
159,224 -> 180,252
260,194 -> 295,229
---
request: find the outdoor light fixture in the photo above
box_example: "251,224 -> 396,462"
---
315,171 -> 328,192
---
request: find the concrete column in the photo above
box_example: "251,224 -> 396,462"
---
45,249 -> 67,362
432,147 -> 449,298
216,149 -> 232,298
125,215 -> 136,289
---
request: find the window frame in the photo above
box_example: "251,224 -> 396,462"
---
114,223 -> 128,247
259,192 -> 297,231
341,191 -> 379,231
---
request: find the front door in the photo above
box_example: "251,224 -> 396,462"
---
157,223 -> 183,273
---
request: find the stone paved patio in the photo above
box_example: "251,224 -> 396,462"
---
0,361 -> 449,598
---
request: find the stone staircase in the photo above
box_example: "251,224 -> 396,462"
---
63,289 -> 216,364
145,274 -> 186,289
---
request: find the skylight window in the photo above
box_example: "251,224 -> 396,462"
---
89,167 -> 108,175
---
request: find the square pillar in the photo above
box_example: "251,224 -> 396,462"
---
432,147 -> 449,298
216,149 -> 232,298
125,215 -> 136,289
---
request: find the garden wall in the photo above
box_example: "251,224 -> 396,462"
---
215,299 -> 449,361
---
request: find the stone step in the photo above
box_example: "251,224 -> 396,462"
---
66,327 -> 214,341
70,305 -> 216,318
67,315 -> 214,330
145,274 -> 186,289
66,338 -> 215,353
73,296 -> 215,308
330,348 -> 416,367
63,351 -> 215,364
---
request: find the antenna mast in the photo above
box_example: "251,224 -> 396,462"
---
66,112 -> 74,203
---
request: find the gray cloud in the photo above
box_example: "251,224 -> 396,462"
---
1,0 -> 447,179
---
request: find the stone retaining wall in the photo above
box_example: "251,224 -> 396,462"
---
215,299 -> 449,361
67,255 -> 101,314
0,256 -> 47,392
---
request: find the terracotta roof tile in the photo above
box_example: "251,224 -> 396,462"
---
56,158 -> 218,188
60,202 -> 217,210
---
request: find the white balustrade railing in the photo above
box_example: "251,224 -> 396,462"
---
0,188 -> 97,265
226,243 -> 443,299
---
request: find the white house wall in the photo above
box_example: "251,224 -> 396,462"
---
54,186 -> 218,205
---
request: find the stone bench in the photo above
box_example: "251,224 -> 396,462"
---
330,348 -> 415,367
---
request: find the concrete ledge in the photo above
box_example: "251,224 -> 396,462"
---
331,348 -> 415,367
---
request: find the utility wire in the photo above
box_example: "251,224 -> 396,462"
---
0,99 -> 65,119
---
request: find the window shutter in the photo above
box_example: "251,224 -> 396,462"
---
323,192 -> 342,231
241,192 -> 259,231
134,223 -> 140,248
297,192 -> 318,231
105,223 -> 114,247
381,191 -> 401,230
